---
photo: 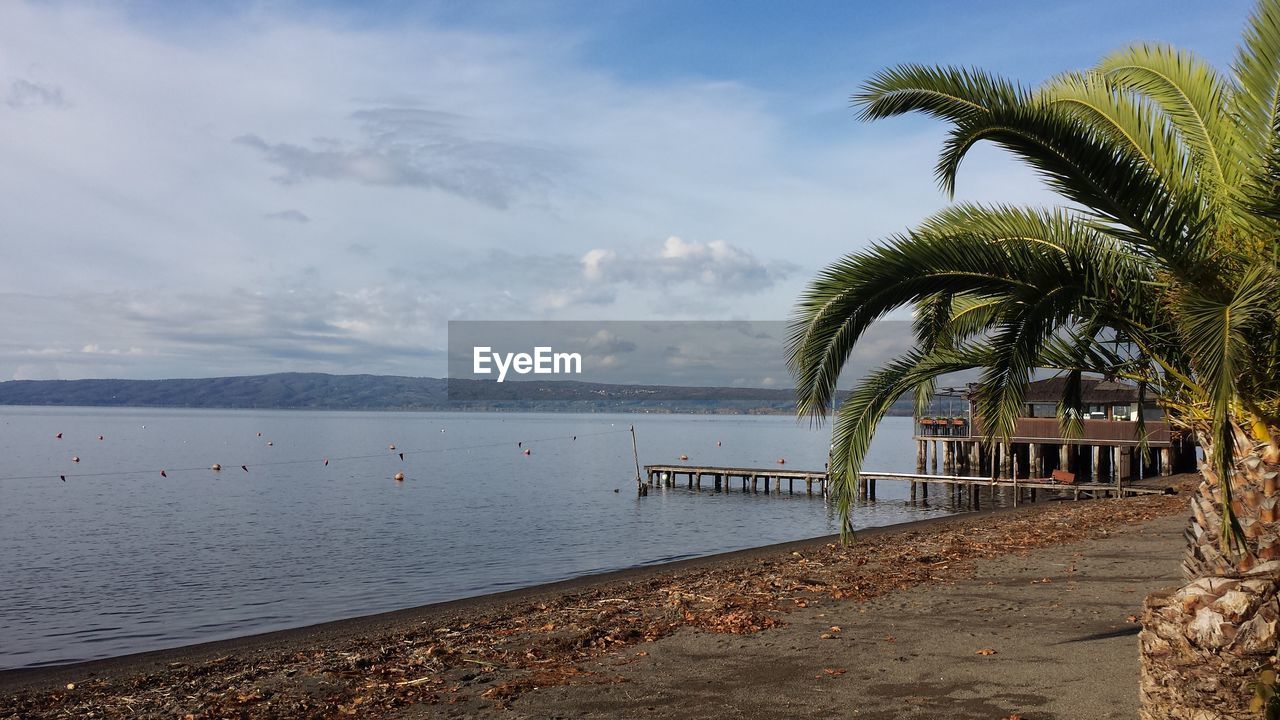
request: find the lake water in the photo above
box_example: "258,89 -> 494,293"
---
0,407 -> 969,669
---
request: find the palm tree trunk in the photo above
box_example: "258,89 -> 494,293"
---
1140,430 -> 1280,718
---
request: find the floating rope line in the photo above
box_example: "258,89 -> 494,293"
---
0,427 -> 632,483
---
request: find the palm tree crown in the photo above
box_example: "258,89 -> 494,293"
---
787,1 -> 1280,571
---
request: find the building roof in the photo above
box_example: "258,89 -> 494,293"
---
1020,376 -> 1142,405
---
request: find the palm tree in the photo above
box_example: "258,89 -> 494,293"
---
787,2 -> 1280,716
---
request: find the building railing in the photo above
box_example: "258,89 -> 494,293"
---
916,417 -> 970,437
915,416 -> 1171,445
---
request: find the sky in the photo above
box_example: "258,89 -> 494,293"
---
0,0 -> 1256,381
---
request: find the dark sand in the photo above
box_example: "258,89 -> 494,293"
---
505,513 -> 1183,720
1,485 -> 1189,719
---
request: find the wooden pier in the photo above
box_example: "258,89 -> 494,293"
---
641,464 -> 1173,502
644,464 -> 830,495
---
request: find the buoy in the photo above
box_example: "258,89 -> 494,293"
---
679,454 -> 689,461
399,452 -> 404,461
573,436 -> 577,441
257,432 -> 262,437
717,440 -> 721,447
59,475 -> 66,482
241,465 -> 249,472
55,432 -> 62,439
613,488 -> 619,493
266,441 -> 273,447
777,458 -> 786,464
523,448 -> 531,455
211,463 -> 221,472
389,444 -> 396,450
72,456 -> 80,463
441,428 -> 446,432
160,470 -> 167,478
323,458 -> 329,466
518,441 -> 522,448
394,472 -> 405,482
97,435 -> 104,441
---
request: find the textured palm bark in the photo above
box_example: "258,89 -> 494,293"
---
1140,575 -> 1279,719
1141,431 -> 1280,719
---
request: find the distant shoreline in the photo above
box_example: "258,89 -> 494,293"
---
0,403 -> 917,417
0,372 -> 916,416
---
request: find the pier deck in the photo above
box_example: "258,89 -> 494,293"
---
641,464 -> 1173,499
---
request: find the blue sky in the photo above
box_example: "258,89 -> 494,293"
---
0,0 -> 1258,380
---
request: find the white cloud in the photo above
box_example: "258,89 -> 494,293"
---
580,248 -> 614,281
574,235 -> 796,297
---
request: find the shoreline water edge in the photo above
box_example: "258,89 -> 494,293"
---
1,478 -> 1192,718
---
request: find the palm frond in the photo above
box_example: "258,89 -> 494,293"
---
827,347 -> 981,537
1097,43 -> 1240,196
853,65 -> 1024,122
1232,0 -> 1280,190
1039,71 -> 1197,199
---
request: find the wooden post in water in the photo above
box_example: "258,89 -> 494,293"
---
632,425 -> 647,497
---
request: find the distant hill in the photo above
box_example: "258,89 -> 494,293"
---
0,372 -> 917,415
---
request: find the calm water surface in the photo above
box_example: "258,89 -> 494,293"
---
0,408 -> 968,669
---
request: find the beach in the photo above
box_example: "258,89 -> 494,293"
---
1,477 -> 1190,719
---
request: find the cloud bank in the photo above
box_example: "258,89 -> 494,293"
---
0,1 -> 1060,380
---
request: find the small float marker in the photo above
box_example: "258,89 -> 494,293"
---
72,456 -> 80,463
399,452 -> 404,461
97,435 -> 104,441
160,470 -> 167,478
211,463 -> 221,472
323,458 -> 329,466
257,432 -> 262,437
777,458 -> 786,464
394,472 -> 405,482
266,441 -> 273,447
523,448 -> 531,455
388,444 -> 396,450
241,465 -> 249,472
679,454 -> 689,461
59,475 -> 65,482
55,432 -> 62,439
